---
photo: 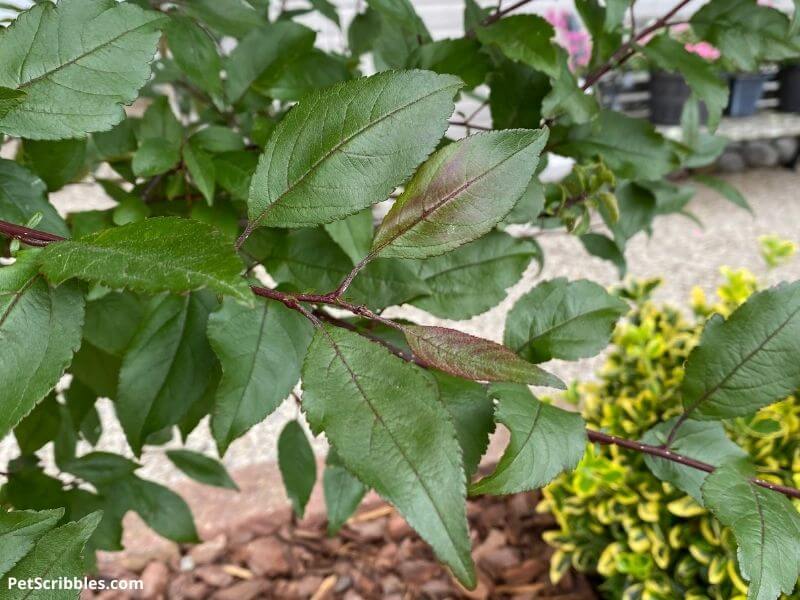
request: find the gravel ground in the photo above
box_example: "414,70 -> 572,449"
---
2,166 -> 800,484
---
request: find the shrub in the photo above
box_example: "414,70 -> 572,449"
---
542,271 -> 800,599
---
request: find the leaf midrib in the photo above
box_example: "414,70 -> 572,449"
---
373,136 -> 537,255
14,10 -> 159,92
323,330 -> 467,569
250,80 -> 460,229
683,301 -> 800,419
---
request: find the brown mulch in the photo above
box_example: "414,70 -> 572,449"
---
85,492 -> 596,600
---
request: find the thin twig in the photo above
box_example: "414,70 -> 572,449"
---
587,429 -> 800,500
581,0 -> 693,91
3,219 -> 800,502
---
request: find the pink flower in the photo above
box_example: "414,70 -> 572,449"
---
685,41 -> 720,61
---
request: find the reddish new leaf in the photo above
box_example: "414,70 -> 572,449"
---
403,325 -> 564,388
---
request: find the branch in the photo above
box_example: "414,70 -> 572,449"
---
3,218 -> 800,502
587,429 -> 800,500
581,0 -> 693,91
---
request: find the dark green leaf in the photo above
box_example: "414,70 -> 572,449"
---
247,70 -> 461,229
408,39 -> 490,89
435,373 -> 494,478
0,512 -> 101,597
167,449 -> 238,490
14,395 -> 61,455
555,110 -> 679,179
278,420 -> 317,518
504,277 -> 628,362
409,230 -> 540,320
38,217 -> 253,305
476,15 -> 559,77
579,233 -> 626,278
642,419 -> 746,502
0,159 -> 68,237
489,60 -> 550,130
166,16 -> 223,97
0,508 -> 62,579
702,462 -> 800,600
323,208 -> 373,265
323,448 -> 366,536
183,0 -> 264,38
302,326 -> 475,587
113,476 -> 198,543
0,252 -> 84,441
681,281 -> 800,421
694,173 -> 751,213
207,296 -> 313,454
62,452 -> 140,486
471,383 -> 585,495
183,140 -> 216,205
372,128 -> 548,259
19,138 -> 87,191
253,49 -> 352,102
116,292 -> 217,454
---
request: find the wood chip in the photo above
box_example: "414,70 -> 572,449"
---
221,564 -> 253,580
310,574 -> 337,600
348,505 -> 393,523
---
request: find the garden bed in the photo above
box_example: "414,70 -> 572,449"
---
86,492 -> 595,600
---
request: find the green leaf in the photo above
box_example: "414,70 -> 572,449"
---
642,34 -> 728,130
246,228 -> 429,310
0,87 -> 25,119
0,252 -> 84,441
372,128 -> 548,259
278,420 -> 317,519
691,0 -> 799,72
681,281 -> 800,421
408,39 -> 491,89
246,70 -> 461,229
310,0 -> 340,25
0,509 -> 63,579
476,15 -> 559,78
183,140 -> 216,205
323,208 -> 373,265
0,159 -> 68,237
132,139 -> 181,178
0,512 -> 101,598
471,383 -> 585,495
579,233 -> 626,278
694,173 -> 752,213
504,278 -> 628,363
409,230 -> 540,320
702,462 -> 800,600
191,126 -> 245,153
116,292 -> 217,454
14,395 -> 61,455
225,22 -> 315,102
0,0 -> 165,139
38,217 -> 252,305
348,10 -> 381,57
541,52 -> 599,123
166,449 -> 238,490
555,110 -> 679,180
403,325 -> 564,388
605,181 -> 656,250
82,291 -> 144,357
114,476 -> 198,543
20,138 -> 87,192
302,326 -> 475,587
253,49 -> 352,102
323,448 -> 366,536
642,419 -> 746,502
62,452 -> 139,486
183,0 -> 264,38
435,373 -> 494,478
366,0 -> 429,39
166,15 -> 223,97
207,296 -> 313,455
603,0 -> 629,31
489,60 -> 550,130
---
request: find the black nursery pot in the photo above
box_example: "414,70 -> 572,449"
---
778,65 -> 800,112
725,73 -> 767,117
648,71 -> 707,125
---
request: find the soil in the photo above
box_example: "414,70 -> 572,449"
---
83,491 -> 596,600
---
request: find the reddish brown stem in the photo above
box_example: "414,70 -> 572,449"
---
2,218 -> 800,502
581,0 -> 693,91
587,429 -> 800,500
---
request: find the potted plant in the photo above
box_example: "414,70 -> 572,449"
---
648,29 -> 718,125
778,62 -> 800,112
